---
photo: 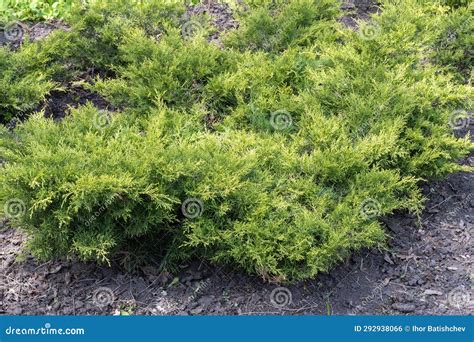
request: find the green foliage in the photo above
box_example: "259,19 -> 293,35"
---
91,29 -> 228,112
442,0 -> 470,8
0,106 -> 182,263
0,45 -> 56,122
432,2 -> 473,82
0,0 -> 74,22
0,0 -> 186,124
0,104 -> 424,280
0,0 -> 472,281
223,0 -> 340,52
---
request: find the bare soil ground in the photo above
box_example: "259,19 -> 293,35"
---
40,83 -> 115,121
184,0 -> 240,45
0,20 -> 69,49
340,0 -> 380,29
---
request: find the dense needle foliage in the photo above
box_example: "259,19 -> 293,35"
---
0,0 -> 472,282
